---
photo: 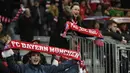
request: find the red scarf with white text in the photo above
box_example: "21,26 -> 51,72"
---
61,21 -> 103,38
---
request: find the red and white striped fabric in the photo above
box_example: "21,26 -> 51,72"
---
0,7 -> 25,24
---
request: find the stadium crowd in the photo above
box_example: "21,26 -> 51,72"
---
0,0 -> 130,73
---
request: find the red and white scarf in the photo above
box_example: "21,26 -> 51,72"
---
0,7 -> 24,23
61,21 -> 103,38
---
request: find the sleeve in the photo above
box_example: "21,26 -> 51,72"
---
102,31 -> 123,41
6,56 -> 24,73
121,33 -> 130,41
0,61 -> 10,73
44,60 -> 76,73
30,7 -> 38,23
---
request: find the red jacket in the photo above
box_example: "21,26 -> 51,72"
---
89,3 -> 97,11
80,5 -> 87,20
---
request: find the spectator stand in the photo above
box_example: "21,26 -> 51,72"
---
65,35 -> 130,73
1,1 -> 130,73
64,17 -> 130,73
17,16 -> 130,72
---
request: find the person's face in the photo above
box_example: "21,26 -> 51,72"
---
121,24 -> 127,30
81,1 -> 86,7
29,53 -> 41,65
97,4 -> 102,10
0,23 -> 3,33
116,13 -> 121,17
116,3 -> 121,8
25,8 -> 31,17
55,0 -> 59,6
52,5 -> 57,10
71,5 -> 80,18
63,0 -> 69,5
106,6 -> 111,10
46,4 -> 50,8
55,3 -> 59,7
95,23 -> 100,29
111,23 -> 117,32
126,11 -> 130,16
34,1 -> 40,7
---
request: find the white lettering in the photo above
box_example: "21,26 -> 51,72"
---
35,45 -> 40,50
11,41 -> 16,47
43,46 -> 49,51
68,51 -> 73,57
16,42 -> 20,47
49,47 -> 55,52
21,43 -> 26,48
59,49 -> 64,54
69,52 -> 79,59
19,42 -> 79,60
80,27 -> 88,32
26,44 -> 32,49
38,46 -> 43,51
64,50 -> 69,56
88,29 -> 97,35
55,48 -> 59,53
72,25 -> 78,30
74,53 -> 80,59
31,45 -> 35,49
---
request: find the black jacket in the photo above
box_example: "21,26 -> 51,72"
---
6,56 -> 76,73
31,6 -> 46,26
49,13 -> 84,49
0,61 -> 10,73
49,14 -> 70,49
18,15 -> 34,42
102,29 -> 123,41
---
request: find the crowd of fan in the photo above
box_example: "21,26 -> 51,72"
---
0,0 -> 130,73
0,0 -> 129,43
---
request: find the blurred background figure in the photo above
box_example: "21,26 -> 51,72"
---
0,23 -> 11,49
80,0 -> 87,20
0,22 -> 11,73
102,20 -> 128,44
0,0 -> 14,18
31,0 -> 46,36
21,0 -> 34,8
94,4 -> 103,16
18,8 -> 34,42
0,61 -> 10,73
45,4 -> 59,36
